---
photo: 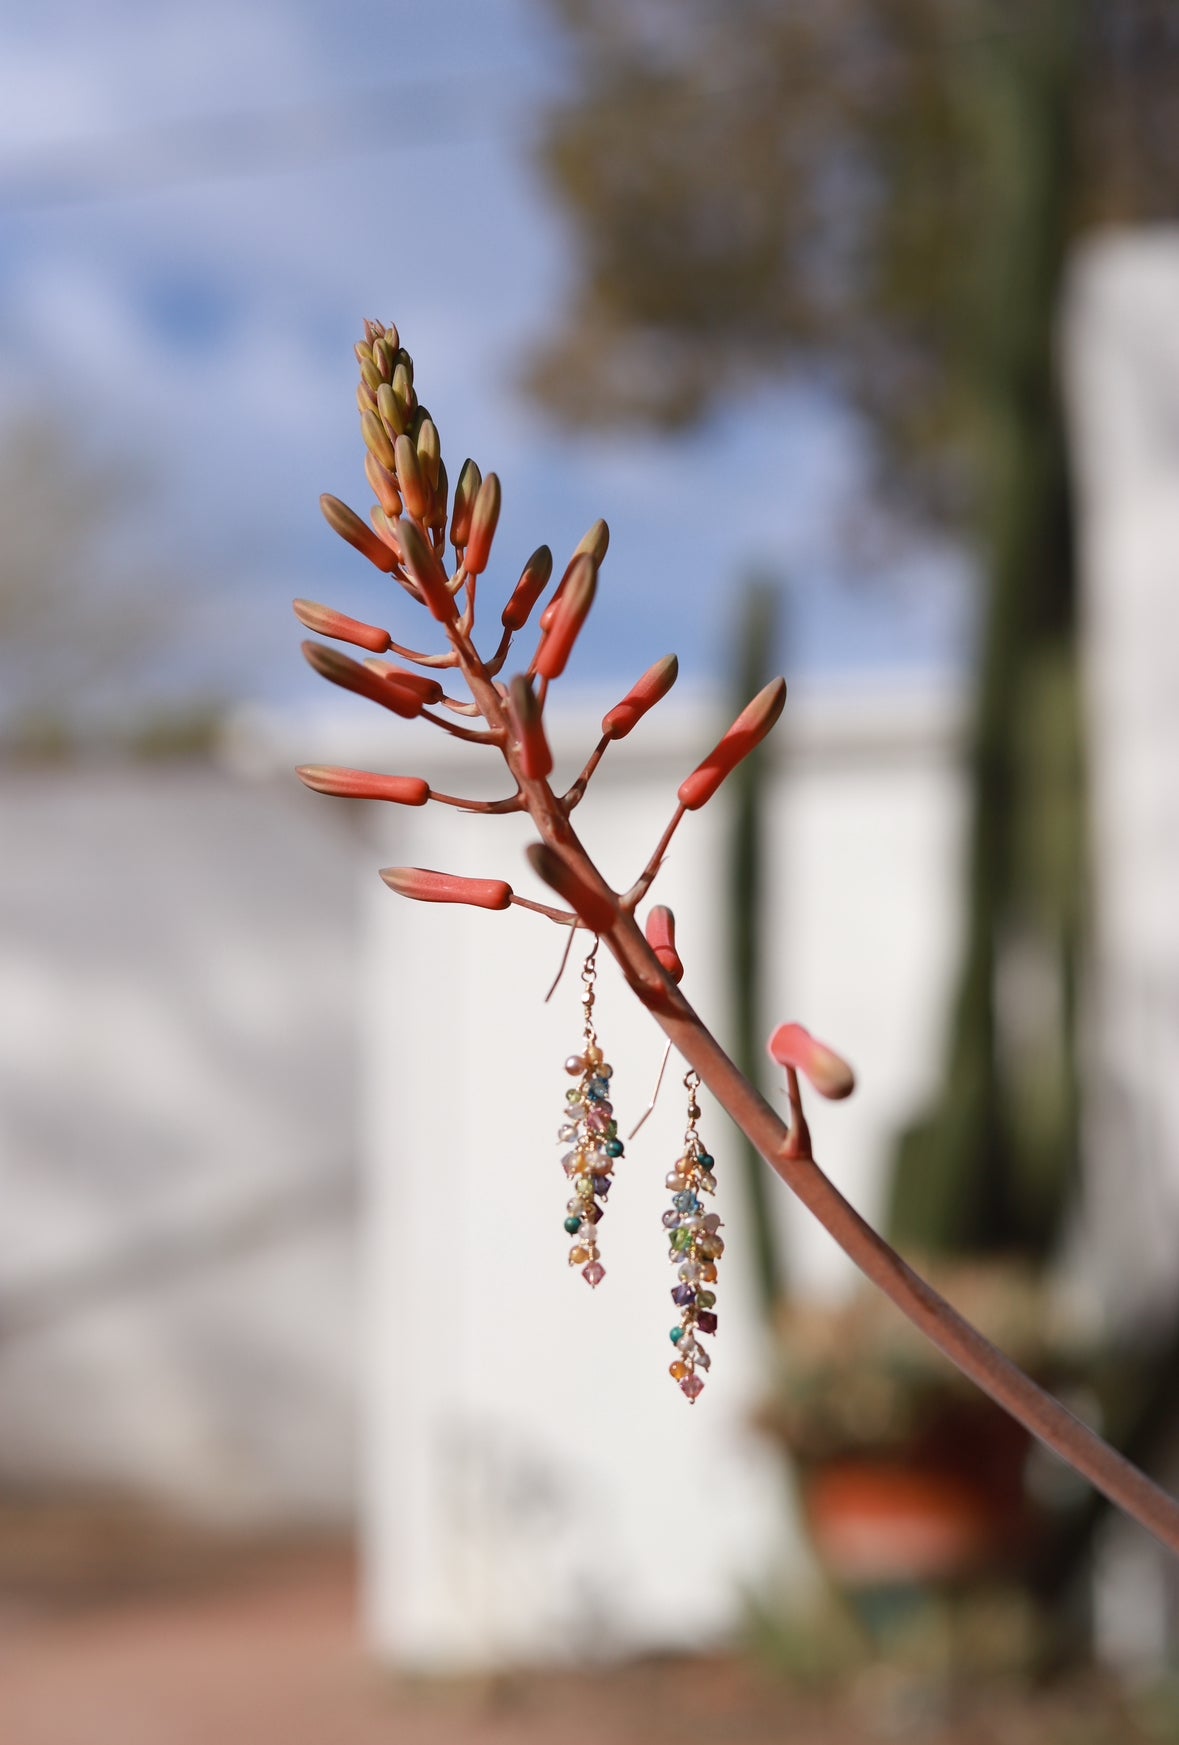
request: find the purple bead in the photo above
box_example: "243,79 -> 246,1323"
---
582,1261 -> 605,1288
672,1285 -> 696,1307
680,1374 -> 705,1402
661,1210 -> 680,1229
592,1175 -> 612,1195
696,1310 -> 718,1335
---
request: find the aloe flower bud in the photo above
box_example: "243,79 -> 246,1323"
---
393,434 -> 429,520
574,518 -> 610,564
416,418 -> 441,492
397,519 -> 458,623
361,409 -> 397,473
365,452 -> 403,519
534,554 -> 596,680
362,661 -> 443,705
677,678 -> 786,810
464,473 -> 501,576
501,545 -> 553,631
376,381 -> 408,438
379,866 -> 513,909
602,654 -> 679,740
301,641 -> 424,719
320,493 -> 398,574
296,766 -> 430,805
509,675 -> 553,780
767,1022 -> 855,1100
645,905 -> 684,982
292,598 -> 391,655
450,459 -> 482,549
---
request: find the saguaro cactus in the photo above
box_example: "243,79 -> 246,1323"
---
294,319 -> 1179,1553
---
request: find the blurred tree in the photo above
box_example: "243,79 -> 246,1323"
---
529,0 -> 1179,1261
0,415 -> 185,755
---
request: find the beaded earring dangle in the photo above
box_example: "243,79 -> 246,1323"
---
663,1070 -> 723,1401
557,939 -> 625,1288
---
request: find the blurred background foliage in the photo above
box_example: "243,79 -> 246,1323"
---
529,0 -> 1179,1265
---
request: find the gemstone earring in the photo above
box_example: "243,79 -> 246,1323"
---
664,1070 -> 722,1401
557,938 -> 624,1288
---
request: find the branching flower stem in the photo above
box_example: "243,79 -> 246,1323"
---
442,612 -> 1179,1559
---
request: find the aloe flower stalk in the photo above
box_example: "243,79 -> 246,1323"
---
293,316 -> 1179,1556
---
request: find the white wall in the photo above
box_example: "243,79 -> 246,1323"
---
354,683 -> 968,1669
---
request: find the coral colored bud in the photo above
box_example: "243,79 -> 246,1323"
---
354,341 -> 372,367
376,381 -> 408,437
502,545 -> 554,631
645,914 -> 680,984
450,459 -> 482,549
301,641 -> 423,719
379,866 -> 513,910
292,598 -> 391,655
384,323 -> 400,354
360,357 -> 382,394
365,451 -> 403,518
394,434 -> 428,520
602,654 -> 679,740
464,473 -> 501,576
397,519 -> 458,623
296,766 -> 429,805
645,905 -> 684,983
356,382 -> 376,414
575,518 -> 610,564
416,418 -> 441,491
362,661 -> 443,705
361,409 -> 397,473
526,843 -> 616,931
677,678 -> 787,811
509,675 -> 553,780
320,494 -> 398,574
371,337 -> 394,380
391,361 -> 414,415
534,554 -> 596,680
767,1023 -> 856,1100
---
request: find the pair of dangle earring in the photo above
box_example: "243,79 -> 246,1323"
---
556,939 -> 625,1288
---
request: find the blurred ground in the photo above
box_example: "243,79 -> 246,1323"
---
0,1500 -> 1175,1745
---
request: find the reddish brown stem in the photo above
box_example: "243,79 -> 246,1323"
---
428,788 -> 524,814
622,802 -> 686,910
564,733 -> 610,810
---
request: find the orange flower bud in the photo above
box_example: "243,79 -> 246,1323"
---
574,517 -> 610,564
766,1023 -> 855,1100
365,451 -> 403,518
292,598 -> 391,655
396,519 -> 458,623
393,433 -> 429,520
296,766 -> 429,805
677,678 -> 786,811
464,473 -> 501,576
602,654 -> 679,740
319,494 -> 398,574
509,675 -> 553,780
502,545 -> 553,631
301,641 -> 423,719
449,458 -> 481,549
645,905 -> 684,983
361,408 -> 397,473
534,554 -> 597,680
362,661 -> 444,705
525,843 -> 616,931
375,382 -> 408,438
379,866 -> 513,909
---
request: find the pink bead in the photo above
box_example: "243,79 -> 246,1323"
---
582,1261 -> 605,1288
680,1374 -> 704,1402
586,1110 -> 609,1132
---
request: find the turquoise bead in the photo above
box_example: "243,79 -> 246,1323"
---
563,1215 -> 582,1234
605,1139 -> 624,1157
669,1326 -> 684,1344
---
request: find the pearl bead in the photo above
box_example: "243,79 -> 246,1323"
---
565,1055 -> 586,1075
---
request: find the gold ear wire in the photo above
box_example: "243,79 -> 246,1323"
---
628,1039 -> 673,1140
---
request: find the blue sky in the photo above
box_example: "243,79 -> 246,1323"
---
1,0 -> 974,714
